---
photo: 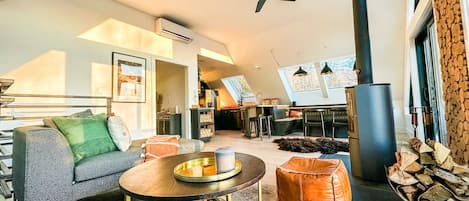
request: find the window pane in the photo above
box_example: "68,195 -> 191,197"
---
283,65 -> 321,92
221,75 -> 254,101
322,56 -> 357,88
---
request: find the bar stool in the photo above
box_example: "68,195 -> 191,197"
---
258,114 -> 272,140
303,109 -> 326,137
331,108 -> 348,139
248,117 -> 258,138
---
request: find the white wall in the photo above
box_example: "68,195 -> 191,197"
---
292,89 -> 346,106
368,0 -> 407,133
0,0 -> 231,139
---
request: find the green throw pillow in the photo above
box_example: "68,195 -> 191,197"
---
53,114 -> 117,163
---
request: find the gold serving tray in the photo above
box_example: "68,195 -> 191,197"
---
174,157 -> 242,183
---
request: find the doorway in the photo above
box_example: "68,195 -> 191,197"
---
414,18 -> 447,143
155,60 -> 188,137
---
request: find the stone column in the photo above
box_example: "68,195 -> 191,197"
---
433,0 -> 469,164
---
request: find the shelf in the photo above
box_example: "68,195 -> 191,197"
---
0,79 -> 14,94
0,116 -> 13,121
200,122 -> 214,126
0,98 -> 14,107
191,108 -> 215,142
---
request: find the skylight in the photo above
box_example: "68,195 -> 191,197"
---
221,75 -> 254,103
277,55 -> 356,105
282,65 -> 320,92
321,56 -> 357,88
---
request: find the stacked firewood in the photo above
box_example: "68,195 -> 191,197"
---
388,138 -> 469,201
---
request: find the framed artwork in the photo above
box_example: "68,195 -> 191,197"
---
112,52 -> 146,103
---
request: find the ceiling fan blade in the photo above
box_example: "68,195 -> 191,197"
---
255,0 -> 267,13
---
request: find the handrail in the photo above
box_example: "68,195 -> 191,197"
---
0,93 -> 112,120
3,93 -> 110,99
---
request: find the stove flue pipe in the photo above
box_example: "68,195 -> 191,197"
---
353,0 -> 373,84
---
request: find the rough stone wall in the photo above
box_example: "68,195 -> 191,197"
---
433,0 -> 469,164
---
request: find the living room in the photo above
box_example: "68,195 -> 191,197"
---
1,0 -> 469,201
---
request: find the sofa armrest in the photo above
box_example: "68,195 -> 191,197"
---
13,126 -> 74,201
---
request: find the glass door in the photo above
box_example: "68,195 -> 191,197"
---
415,19 -> 447,143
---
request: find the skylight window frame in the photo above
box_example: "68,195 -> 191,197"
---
221,75 -> 255,103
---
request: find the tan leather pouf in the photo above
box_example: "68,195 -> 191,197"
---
276,157 -> 352,201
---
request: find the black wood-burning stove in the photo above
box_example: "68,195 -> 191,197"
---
348,0 -> 397,181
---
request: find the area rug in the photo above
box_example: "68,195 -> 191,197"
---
273,137 -> 349,154
78,183 -> 277,201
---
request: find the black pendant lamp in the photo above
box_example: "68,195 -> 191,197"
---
320,62 -> 333,75
293,66 -> 307,76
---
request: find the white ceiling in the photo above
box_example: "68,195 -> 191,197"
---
116,0 -> 357,103
116,0 -> 353,48
198,55 -> 239,82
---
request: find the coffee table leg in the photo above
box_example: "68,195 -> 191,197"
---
124,194 -> 131,201
258,181 -> 262,201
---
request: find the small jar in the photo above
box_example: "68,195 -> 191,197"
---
214,147 -> 235,174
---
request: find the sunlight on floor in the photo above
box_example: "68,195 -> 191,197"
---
202,130 -> 349,187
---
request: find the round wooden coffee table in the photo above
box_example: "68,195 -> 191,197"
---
119,152 -> 266,201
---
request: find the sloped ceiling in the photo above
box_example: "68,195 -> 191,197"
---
116,0 -> 357,103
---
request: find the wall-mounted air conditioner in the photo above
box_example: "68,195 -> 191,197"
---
155,18 -> 194,44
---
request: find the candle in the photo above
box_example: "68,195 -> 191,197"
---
214,147 -> 235,174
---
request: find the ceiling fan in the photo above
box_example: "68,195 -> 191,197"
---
255,0 -> 296,13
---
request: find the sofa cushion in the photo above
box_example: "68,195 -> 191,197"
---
107,116 -> 132,151
74,149 -> 141,182
53,113 -> 117,163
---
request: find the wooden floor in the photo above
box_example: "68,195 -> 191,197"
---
202,130 -> 349,186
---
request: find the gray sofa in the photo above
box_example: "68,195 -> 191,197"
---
13,126 -> 142,201
12,126 -> 205,201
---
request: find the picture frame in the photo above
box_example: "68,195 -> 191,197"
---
112,52 -> 146,103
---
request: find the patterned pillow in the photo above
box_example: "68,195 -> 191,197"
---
107,116 -> 132,151
52,114 -> 117,163
144,135 -> 180,162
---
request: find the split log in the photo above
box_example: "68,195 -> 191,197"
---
410,138 -> 434,153
416,173 -> 434,186
416,183 -> 427,191
424,167 -> 435,176
400,185 -> 418,201
445,181 -> 466,196
462,177 -> 469,183
440,156 -> 455,171
405,162 -> 423,173
453,164 -> 469,174
389,139 -> 469,201
389,166 -> 419,185
434,167 -> 466,185
421,152 -> 436,165
426,139 -> 436,148
417,184 -> 453,201
396,151 -> 419,170
435,142 -> 451,164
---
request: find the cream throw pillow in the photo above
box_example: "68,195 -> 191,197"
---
107,116 -> 131,151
